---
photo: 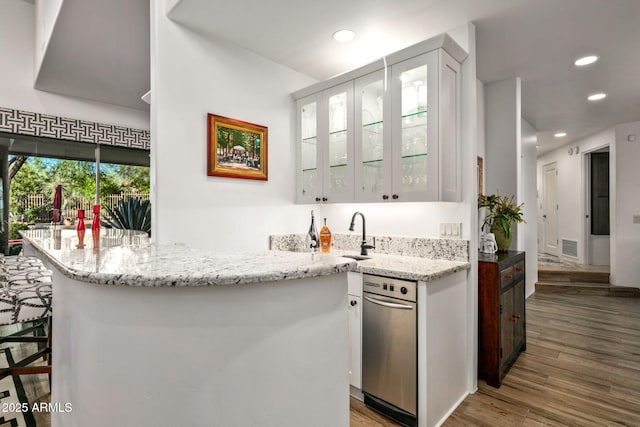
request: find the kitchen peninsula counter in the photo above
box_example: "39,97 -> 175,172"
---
20,229 -> 355,427
21,229 -> 356,287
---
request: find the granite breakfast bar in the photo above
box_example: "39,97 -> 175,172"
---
21,229 -> 356,427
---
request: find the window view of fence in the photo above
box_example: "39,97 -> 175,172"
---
13,192 -> 150,224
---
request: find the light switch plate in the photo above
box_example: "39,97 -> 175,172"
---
439,223 -> 462,238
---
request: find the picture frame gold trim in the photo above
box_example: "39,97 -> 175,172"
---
207,114 -> 268,181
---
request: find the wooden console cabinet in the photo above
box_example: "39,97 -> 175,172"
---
478,251 -> 526,387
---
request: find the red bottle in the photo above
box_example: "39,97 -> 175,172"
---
77,209 -> 86,248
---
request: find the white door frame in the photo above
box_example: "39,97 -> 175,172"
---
542,162 -> 559,256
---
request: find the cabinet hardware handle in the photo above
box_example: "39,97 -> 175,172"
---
322,197 -> 328,202
350,300 -> 357,306
315,197 -> 321,202
382,195 -> 389,200
392,194 -> 399,200
514,267 -> 523,273
502,274 -> 513,280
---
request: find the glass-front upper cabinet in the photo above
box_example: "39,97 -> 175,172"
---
390,49 -> 460,202
391,53 -> 438,201
295,34 -> 463,204
296,84 -> 354,203
354,70 -> 391,202
296,93 -> 322,204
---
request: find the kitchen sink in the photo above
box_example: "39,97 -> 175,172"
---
341,254 -> 371,261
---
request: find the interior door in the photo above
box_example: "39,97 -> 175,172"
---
587,151 -> 610,265
543,162 -> 559,256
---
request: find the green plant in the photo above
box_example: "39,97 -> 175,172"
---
24,204 -> 52,223
478,193 -> 525,239
9,222 -> 31,240
103,197 -> 151,235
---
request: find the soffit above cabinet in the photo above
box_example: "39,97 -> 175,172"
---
291,33 -> 467,101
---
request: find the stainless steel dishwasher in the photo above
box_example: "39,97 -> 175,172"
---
362,273 -> 417,427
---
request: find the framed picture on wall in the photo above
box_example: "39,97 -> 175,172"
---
207,114 -> 268,181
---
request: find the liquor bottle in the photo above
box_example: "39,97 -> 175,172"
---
319,218 -> 332,253
306,210 -> 319,251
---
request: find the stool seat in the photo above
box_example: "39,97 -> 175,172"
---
0,254 -> 52,381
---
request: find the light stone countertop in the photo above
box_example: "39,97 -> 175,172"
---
329,249 -> 470,282
20,229 -> 356,287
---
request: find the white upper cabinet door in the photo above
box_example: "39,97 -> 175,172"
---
354,70 -> 392,203
296,93 -> 323,204
390,52 -> 439,202
321,82 -> 355,203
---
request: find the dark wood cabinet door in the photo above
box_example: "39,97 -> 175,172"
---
513,279 -> 525,348
500,287 -> 514,368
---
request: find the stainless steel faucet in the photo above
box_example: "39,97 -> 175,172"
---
349,211 -> 376,256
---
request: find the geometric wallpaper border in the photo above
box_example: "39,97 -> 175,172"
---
0,107 -> 149,150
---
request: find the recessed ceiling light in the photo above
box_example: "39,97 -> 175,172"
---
588,93 -> 607,101
333,29 -> 355,43
554,132 -> 567,138
574,55 -> 599,66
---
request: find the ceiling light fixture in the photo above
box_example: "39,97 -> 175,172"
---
333,29 -> 355,43
554,132 -> 567,138
587,93 -> 607,101
574,55 -> 599,66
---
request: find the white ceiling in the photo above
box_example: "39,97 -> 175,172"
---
33,0 -> 640,155
35,0 -> 150,111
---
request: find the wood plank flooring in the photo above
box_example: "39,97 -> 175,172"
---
445,291 -> 640,427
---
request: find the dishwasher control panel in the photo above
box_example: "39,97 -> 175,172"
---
362,274 -> 417,303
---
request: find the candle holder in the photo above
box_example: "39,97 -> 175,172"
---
77,209 -> 86,248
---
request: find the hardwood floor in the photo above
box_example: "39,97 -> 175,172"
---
5,290 -> 640,427
445,291 -> 640,427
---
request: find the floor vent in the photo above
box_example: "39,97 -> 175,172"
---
562,239 -> 578,258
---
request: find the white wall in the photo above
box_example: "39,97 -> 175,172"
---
519,119 -> 537,296
612,122 -> 640,287
0,0 -> 149,130
484,77 -> 521,249
536,128 -> 614,264
151,0 -> 316,250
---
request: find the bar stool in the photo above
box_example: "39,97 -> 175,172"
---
0,255 -> 52,381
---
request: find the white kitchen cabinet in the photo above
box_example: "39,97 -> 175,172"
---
354,70 -> 391,202
348,294 -> 362,389
347,271 -> 362,389
296,83 -> 354,204
389,49 -> 461,202
296,33 -> 464,204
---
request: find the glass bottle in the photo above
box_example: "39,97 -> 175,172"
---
307,210 -> 319,251
319,218 -> 332,253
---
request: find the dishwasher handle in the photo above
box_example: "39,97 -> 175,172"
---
364,295 -> 414,310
